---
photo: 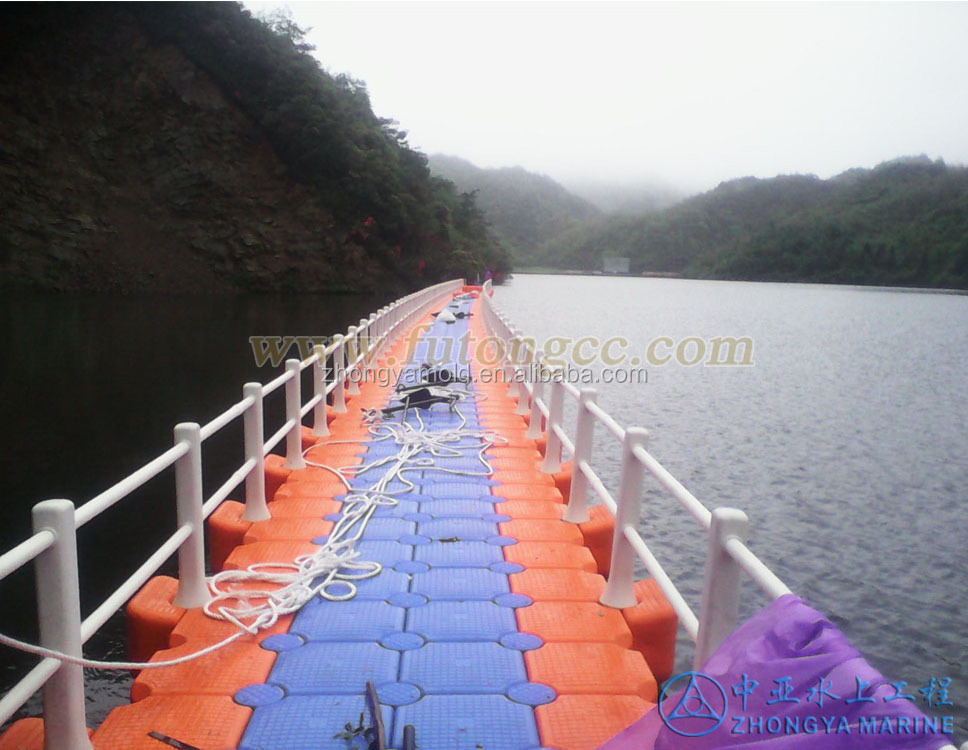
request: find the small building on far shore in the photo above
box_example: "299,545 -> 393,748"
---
602,256 -> 630,274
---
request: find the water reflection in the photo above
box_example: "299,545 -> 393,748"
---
0,291 -> 384,727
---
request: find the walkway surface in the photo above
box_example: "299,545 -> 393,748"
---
84,290 -> 666,750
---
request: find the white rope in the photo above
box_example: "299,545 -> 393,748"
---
0,630 -> 246,671
0,383 -> 499,671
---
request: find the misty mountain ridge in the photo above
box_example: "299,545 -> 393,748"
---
534,154 -> 968,289
560,179 -> 685,214
427,154 -> 601,264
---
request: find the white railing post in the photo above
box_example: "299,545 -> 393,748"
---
525,370 -> 545,440
512,337 -> 532,416
505,333 -> 522,402
32,499 -> 94,750
242,383 -> 269,521
540,375 -> 565,474
312,345 -> 330,438
345,326 -> 361,396
364,315 -> 376,366
359,318 -> 370,368
284,359 -> 306,470
371,311 -> 382,357
694,507 -> 750,668
173,423 -> 209,608
381,305 -> 392,347
563,388 -> 597,523
600,427 -> 650,609
332,335 -> 347,413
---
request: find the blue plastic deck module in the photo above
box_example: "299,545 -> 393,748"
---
235,296 -> 554,750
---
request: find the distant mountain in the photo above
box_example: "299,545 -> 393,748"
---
562,179 -> 685,214
428,155 -> 600,264
535,173 -> 831,272
695,156 -> 968,287
534,156 -> 968,290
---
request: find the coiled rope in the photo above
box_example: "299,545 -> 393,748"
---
0,386 -> 501,670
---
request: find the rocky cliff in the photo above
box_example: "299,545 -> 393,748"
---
0,4 -> 506,293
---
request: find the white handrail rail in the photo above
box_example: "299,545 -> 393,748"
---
0,530 -> 55,582
0,278 -> 464,738
74,442 -> 189,528
81,525 -> 193,642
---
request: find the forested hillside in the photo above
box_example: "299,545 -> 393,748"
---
535,174 -> 830,272
428,155 -> 599,264
536,156 -> 968,289
695,158 -> 968,287
0,3 -> 509,293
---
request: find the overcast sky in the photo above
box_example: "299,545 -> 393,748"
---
245,1 -> 968,194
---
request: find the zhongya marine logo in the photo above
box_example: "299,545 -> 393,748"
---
658,671 -> 728,737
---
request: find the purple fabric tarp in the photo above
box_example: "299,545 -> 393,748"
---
598,594 -> 954,749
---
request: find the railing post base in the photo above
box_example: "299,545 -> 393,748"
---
539,377 -> 565,474
283,359 -> 307,470
242,383 -> 270,521
173,423 -> 210,609
693,507 -> 749,669
563,388 -> 597,523
33,499 -> 94,750
600,428 -> 649,609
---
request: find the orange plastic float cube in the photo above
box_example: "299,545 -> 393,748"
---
516,601 -> 633,647
535,694 -> 654,750
578,504 -> 616,576
304,443 -> 365,463
0,718 -> 93,750
492,469 -> 556,487
494,500 -> 565,520
499,519 -> 584,544
130,640 -> 276,702
207,500 -> 251,571
492,484 -> 564,503
525,642 -> 657,701
553,461 -> 573,499
222,540 -> 321,571
243,517 -> 334,544
504,542 -> 598,572
486,445 -> 542,461
266,497 -> 341,518
125,575 -> 185,662
509,568 -> 606,602
263,453 -> 291,502
93,695 -> 251,750
488,457 -> 547,472
623,578 -> 678,684
168,604 -> 289,650
0,718 -> 44,750
272,481 -> 347,500
299,425 -> 323,450
477,416 -> 529,432
535,433 -> 548,456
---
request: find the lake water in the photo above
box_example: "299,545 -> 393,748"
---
495,274 -> 968,738
1,278 -> 965,739
0,291 -> 382,728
